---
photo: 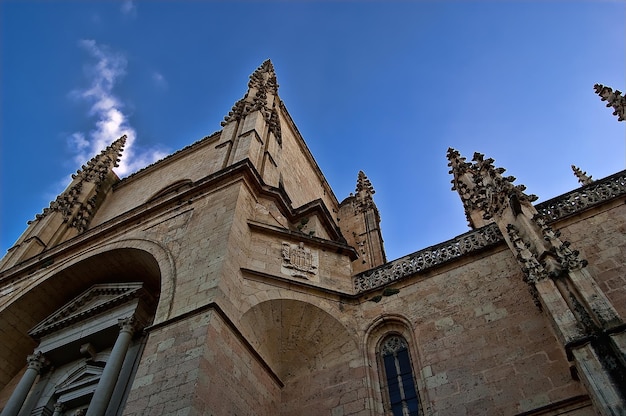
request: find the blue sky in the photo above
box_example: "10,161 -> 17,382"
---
1,1 -> 625,262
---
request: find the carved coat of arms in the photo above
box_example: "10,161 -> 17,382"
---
281,242 -> 318,279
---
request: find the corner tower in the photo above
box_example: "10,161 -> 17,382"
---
338,171 -> 386,273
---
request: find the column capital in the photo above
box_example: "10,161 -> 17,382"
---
26,351 -> 48,373
118,316 -> 142,335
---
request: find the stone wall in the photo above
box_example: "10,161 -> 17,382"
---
356,247 -> 591,415
124,308 -> 281,416
90,134 -> 222,227
277,107 -> 339,214
556,200 -> 626,318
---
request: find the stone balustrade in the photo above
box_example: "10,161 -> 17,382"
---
354,170 -> 626,293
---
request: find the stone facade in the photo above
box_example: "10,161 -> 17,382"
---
1,61 -> 625,416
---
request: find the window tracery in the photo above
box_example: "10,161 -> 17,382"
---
379,335 -> 420,416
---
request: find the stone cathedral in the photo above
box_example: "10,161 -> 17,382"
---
1,61 -> 625,416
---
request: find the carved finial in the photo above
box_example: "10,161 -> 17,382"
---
252,59 -> 277,92
594,84 -> 625,121
354,171 -> 377,214
355,171 -> 375,196
571,165 -> 593,186
471,152 -> 538,220
447,148 -> 540,228
446,147 -> 472,179
447,148 -> 476,227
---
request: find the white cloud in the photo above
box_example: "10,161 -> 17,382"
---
69,132 -> 89,152
69,40 -> 165,177
152,71 -> 168,89
120,0 -> 137,17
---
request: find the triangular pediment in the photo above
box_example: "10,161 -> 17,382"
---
56,363 -> 104,394
29,283 -> 144,338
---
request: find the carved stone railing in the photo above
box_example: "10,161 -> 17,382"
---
353,170 -> 626,293
535,170 -> 626,221
354,223 -> 503,292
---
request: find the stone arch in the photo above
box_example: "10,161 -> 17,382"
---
240,298 -> 358,381
364,314 -> 427,415
147,179 -> 193,203
0,239 -> 172,391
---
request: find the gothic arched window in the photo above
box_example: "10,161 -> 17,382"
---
379,335 -> 420,416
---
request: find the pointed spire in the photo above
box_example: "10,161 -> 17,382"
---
571,165 -> 593,186
33,135 -> 126,230
354,171 -> 375,212
470,151 -> 538,220
248,59 -> 278,96
221,60 -> 281,141
72,134 -> 126,182
339,170 -> 386,269
594,84 -> 625,121
447,148 -> 538,228
355,171 -> 375,196
447,148 -> 475,227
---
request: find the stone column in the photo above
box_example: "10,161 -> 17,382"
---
571,343 -> 625,416
85,317 -> 138,416
1,352 -> 47,416
51,402 -> 65,416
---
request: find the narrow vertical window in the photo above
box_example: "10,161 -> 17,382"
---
380,335 -> 420,416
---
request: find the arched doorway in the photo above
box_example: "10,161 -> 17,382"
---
0,248 -> 162,414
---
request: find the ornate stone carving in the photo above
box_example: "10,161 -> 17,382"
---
266,107 -> 282,143
534,215 -> 588,273
447,148 -> 478,226
536,171 -> 626,222
571,165 -> 593,186
354,171 -> 376,213
447,148 -> 538,226
29,283 -> 145,338
506,224 -> 547,284
29,135 -> 126,232
505,224 -> 544,309
381,335 -> 408,356
281,242 -> 318,279
26,351 -> 48,373
354,223 -> 502,292
221,60 -> 282,144
118,316 -> 140,335
594,83 -> 625,121
470,152 -> 538,220
356,169 -> 625,293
